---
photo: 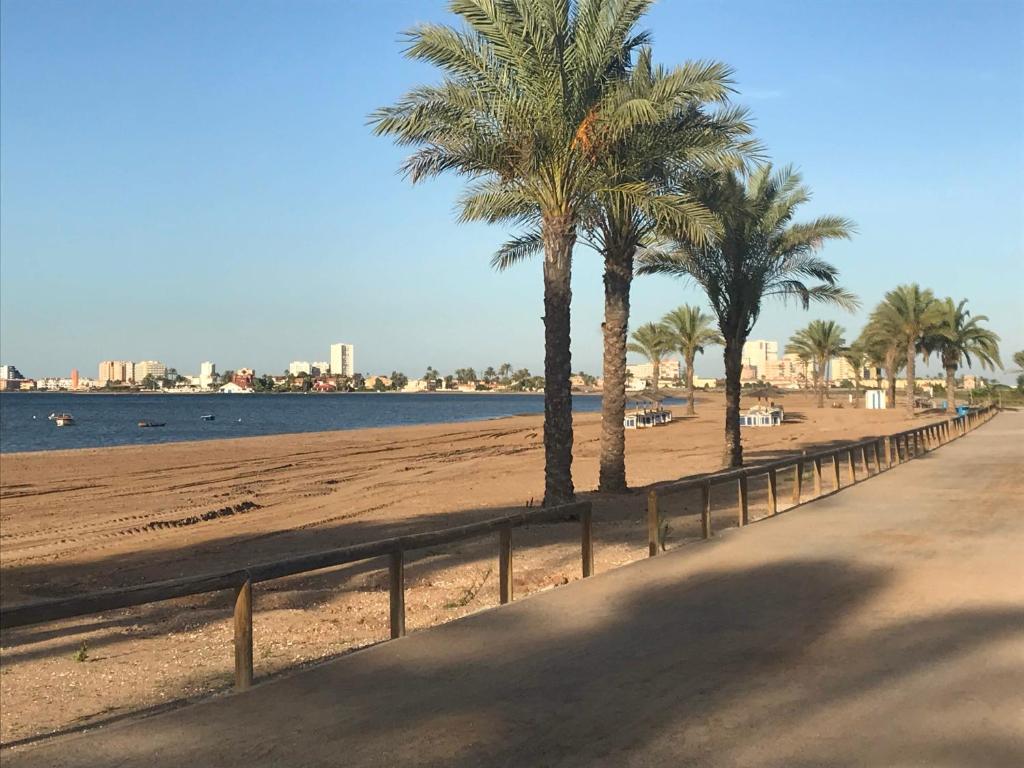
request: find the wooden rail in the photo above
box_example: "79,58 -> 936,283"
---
1,500 -> 592,688
643,405 -> 997,555
0,405 -> 997,694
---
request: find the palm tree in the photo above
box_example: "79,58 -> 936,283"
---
639,164 -> 857,467
868,284 -> 945,417
371,0 -> 659,505
840,343 -> 867,406
924,298 -> 1001,414
1013,351 -> 1024,392
785,320 -> 846,408
627,322 -> 674,391
859,323 -> 904,409
492,50 -> 755,493
661,305 -> 723,415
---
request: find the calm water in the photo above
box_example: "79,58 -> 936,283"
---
0,392 -> 665,453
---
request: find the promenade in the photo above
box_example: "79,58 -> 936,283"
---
7,412 -> 1023,767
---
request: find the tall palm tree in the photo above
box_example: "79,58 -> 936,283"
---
627,322 -> 675,391
840,342 -> 867,405
785,320 -> 846,408
661,305 -> 723,415
371,0 -> 659,505
859,323 -> 904,409
868,284 -> 945,417
639,164 -> 857,467
924,298 -> 1001,414
1013,351 -> 1024,393
492,49 -> 755,492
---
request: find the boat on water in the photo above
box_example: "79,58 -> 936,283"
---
200,414 -> 215,421
48,412 -> 75,427
138,421 -> 166,428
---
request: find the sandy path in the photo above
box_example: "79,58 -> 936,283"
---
4,410 -> 1020,767
0,393 -> 923,741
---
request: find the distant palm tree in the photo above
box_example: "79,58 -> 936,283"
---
627,323 -> 675,391
840,343 -> 868,405
923,298 -> 1001,414
858,323 -> 903,408
639,164 -> 857,466
786,320 -> 846,408
661,305 -> 723,415
868,284 -> 945,416
1013,351 -> 1024,392
372,0 -> 663,505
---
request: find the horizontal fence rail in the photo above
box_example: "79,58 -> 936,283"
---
643,405 -> 997,553
0,406 -> 997,695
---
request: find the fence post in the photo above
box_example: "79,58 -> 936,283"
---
389,549 -> 405,639
233,578 -> 253,690
647,490 -> 659,557
832,453 -> 842,489
860,445 -> 870,475
883,437 -> 892,468
813,457 -> 823,497
848,449 -> 857,483
581,505 -> 593,579
736,475 -> 749,527
498,524 -> 513,604
767,469 -> 778,515
701,482 -> 712,539
791,462 -> 803,506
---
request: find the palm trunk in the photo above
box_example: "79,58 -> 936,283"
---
541,214 -> 575,506
887,370 -> 897,410
723,336 -> 744,468
853,371 -> 861,407
652,359 -> 660,391
598,247 -> 631,493
945,365 -> 956,414
905,340 -> 916,417
816,363 -> 824,408
686,352 -> 696,416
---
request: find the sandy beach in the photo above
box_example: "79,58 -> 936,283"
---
0,392 -> 922,742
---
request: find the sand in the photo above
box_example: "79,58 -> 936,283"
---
0,392 -> 923,742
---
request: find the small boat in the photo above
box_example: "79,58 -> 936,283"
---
138,421 -> 166,428
200,414 -> 215,421
49,412 -> 75,427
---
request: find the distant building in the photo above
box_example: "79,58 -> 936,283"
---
627,359 -> 681,387
98,360 -> 135,384
288,361 -> 312,376
742,340 -> 779,373
962,374 -> 985,390
828,356 -> 857,385
220,382 -> 254,394
311,361 -> 329,376
330,343 -> 355,378
135,360 -> 168,381
1,364 -> 24,380
71,369 -> 80,390
200,361 -> 217,390
233,368 -> 255,388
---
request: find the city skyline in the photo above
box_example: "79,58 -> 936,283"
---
1,1 -> 1021,381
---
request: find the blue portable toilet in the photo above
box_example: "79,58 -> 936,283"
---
956,405 -> 969,417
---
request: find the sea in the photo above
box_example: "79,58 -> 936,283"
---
0,392 -> 680,454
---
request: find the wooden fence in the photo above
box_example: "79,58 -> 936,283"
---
0,405 -> 997,693
645,405 -> 997,554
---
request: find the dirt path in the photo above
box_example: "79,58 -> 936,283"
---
4,411 -> 1021,767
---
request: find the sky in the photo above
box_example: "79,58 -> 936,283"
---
2,0 -> 1022,382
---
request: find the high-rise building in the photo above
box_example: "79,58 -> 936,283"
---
98,360 -> 135,384
199,361 -> 217,389
311,361 -> 330,376
330,343 -> 355,377
0,364 -> 24,380
71,369 -> 80,390
741,340 -> 779,376
288,361 -> 312,376
135,360 -> 168,381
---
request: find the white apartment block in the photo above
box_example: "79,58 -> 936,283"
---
98,360 -> 135,384
741,340 -> 779,374
135,360 -> 168,380
627,359 -> 681,385
289,361 -> 312,376
311,361 -> 329,376
200,361 -> 217,389
330,343 -> 355,377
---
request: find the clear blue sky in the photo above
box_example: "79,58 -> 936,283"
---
2,0 -> 1022,381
